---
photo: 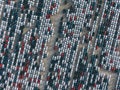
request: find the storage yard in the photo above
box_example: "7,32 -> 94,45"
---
0,0 -> 120,90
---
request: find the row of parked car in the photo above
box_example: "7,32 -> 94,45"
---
45,0 -> 120,90
0,0 -> 60,90
0,0 -> 119,90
